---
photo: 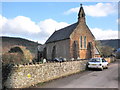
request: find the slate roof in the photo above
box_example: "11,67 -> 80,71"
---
45,23 -> 78,44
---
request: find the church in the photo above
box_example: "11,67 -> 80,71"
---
44,4 -> 100,60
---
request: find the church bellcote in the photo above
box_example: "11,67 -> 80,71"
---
78,4 -> 86,23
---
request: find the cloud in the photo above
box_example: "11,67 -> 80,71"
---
91,28 -> 118,40
38,19 -> 69,43
117,18 -> 120,24
1,15 -> 69,44
39,19 -> 69,35
0,15 -> 7,32
65,3 -> 116,17
1,15 -> 118,44
1,15 -> 41,35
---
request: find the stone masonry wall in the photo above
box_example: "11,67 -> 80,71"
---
4,60 -> 88,88
105,57 -> 116,63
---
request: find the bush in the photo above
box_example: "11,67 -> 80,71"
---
2,45 -> 33,65
2,53 -> 24,65
95,41 -> 115,57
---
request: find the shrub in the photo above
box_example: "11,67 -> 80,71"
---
2,45 -> 33,65
95,41 -> 115,57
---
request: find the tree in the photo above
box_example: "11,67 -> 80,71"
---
2,45 -> 33,65
116,48 -> 120,59
95,41 -> 115,57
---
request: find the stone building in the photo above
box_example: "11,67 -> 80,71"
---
45,4 -> 100,60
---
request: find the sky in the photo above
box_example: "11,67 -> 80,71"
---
0,2 -> 119,44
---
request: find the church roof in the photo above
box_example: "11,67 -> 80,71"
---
45,23 -> 78,44
45,4 -> 95,44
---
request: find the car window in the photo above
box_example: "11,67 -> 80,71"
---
89,58 -> 100,62
102,59 -> 106,62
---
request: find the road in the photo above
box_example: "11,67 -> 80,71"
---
32,62 -> 118,88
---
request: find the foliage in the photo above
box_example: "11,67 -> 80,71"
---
116,49 -> 120,59
95,41 -> 115,57
2,45 -> 33,65
17,46 -> 33,62
1,36 -> 41,58
2,53 -> 24,65
2,64 -> 14,83
116,52 -> 120,59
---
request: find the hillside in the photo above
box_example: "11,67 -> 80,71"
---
1,36 -> 119,56
99,39 -> 120,49
1,36 -> 42,56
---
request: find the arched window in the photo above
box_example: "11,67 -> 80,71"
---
52,45 -> 56,59
73,41 -> 79,59
80,36 -> 82,49
84,36 -> 87,48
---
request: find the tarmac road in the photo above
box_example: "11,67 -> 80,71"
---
33,62 -> 118,88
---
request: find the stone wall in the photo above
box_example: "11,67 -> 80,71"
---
105,57 -> 116,63
4,60 -> 88,88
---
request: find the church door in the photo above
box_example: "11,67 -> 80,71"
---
88,42 -> 93,58
73,41 -> 79,59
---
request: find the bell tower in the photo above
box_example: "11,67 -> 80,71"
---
78,4 -> 86,23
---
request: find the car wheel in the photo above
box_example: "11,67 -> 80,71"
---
106,66 -> 108,69
100,67 -> 103,71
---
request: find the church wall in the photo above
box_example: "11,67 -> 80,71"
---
70,21 -> 96,59
46,39 -> 70,60
45,5 -> 100,60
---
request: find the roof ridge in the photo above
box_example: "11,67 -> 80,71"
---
45,22 -> 78,44
56,22 -> 78,32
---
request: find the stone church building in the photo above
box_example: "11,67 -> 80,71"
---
44,4 -> 100,60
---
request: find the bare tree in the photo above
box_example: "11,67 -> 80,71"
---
95,41 -> 115,57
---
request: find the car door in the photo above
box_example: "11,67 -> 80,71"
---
102,58 -> 108,67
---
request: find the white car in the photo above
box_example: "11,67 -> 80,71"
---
87,58 -> 108,70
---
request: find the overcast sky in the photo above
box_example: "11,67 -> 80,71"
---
0,2 -> 119,44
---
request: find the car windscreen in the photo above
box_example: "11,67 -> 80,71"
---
89,58 -> 101,62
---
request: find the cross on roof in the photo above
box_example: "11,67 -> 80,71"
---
80,4 -> 82,7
